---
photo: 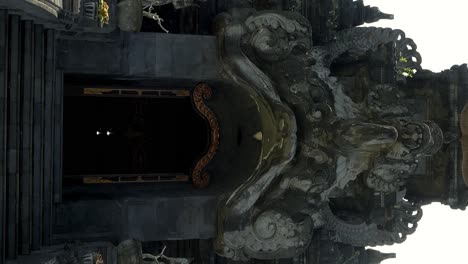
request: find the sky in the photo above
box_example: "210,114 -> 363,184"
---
363,0 -> 468,72
362,0 -> 468,263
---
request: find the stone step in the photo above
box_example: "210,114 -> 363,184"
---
0,10 -> 59,263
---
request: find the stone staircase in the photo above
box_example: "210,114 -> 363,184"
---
0,8 -> 63,264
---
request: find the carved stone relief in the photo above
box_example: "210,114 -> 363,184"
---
214,7 -> 444,263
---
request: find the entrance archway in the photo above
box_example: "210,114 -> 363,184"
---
63,85 -> 217,187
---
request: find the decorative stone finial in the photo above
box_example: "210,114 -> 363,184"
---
365,6 -> 394,24
366,249 -> 396,264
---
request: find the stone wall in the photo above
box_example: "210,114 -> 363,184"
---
57,32 -> 220,81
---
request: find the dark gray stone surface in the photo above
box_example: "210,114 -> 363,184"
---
31,23 -> 44,251
0,11 -> 62,261
53,195 -> 217,243
126,196 -> 216,240
0,9 -> 7,263
6,14 -> 21,260
43,28 -> 56,247
19,19 -> 34,256
57,32 -> 220,81
57,36 -> 122,75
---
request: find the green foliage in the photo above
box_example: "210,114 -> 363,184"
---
398,57 -> 415,78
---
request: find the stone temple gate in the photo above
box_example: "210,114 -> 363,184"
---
0,0 -> 467,263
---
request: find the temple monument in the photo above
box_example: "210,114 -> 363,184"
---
0,0 -> 466,263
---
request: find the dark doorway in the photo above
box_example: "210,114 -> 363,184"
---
63,92 -> 208,183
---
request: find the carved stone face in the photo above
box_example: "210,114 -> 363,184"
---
396,120 -> 443,157
334,122 -> 398,153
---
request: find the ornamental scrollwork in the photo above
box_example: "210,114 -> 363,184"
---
191,83 -> 220,188
215,8 -> 443,263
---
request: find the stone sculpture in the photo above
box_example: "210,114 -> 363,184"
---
213,7 -> 446,263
